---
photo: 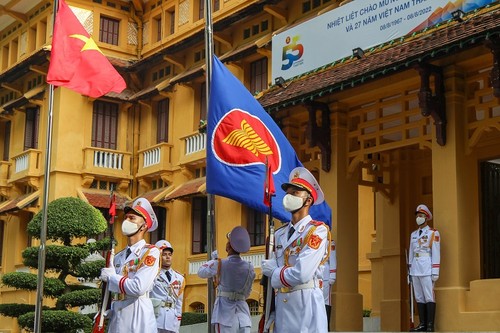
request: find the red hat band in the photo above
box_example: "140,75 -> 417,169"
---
417,209 -> 430,219
291,178 -> 318,202
134,206 -> 153,229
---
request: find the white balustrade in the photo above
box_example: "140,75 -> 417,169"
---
185,132 -> 206,155
14,153 -> 29,173
143,146 -> 161,167
93,150 -> 123,169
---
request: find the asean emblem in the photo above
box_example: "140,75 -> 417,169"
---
212,109 -> 281,173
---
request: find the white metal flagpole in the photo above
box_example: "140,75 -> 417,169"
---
203,0 -> 215,332
34,0 -> 58,331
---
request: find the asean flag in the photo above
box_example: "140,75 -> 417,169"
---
207,56 -> 331,225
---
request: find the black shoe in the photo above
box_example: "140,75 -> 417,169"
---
426,302 -> 436,332
410,323 -> 427,332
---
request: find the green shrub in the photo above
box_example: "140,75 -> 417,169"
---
22,245 -> 89,271
56,288 -> 102,309
74,259 -> 106,280
27,197 -> 107,245
18,310 -> 92,333
0,303 -> 37,318
363,309 -> 372,317
181,312 -> 207,326
1,272 -> 65,297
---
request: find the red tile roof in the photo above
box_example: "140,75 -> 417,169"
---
80,191 -> 130,209
164,177 -> 206,201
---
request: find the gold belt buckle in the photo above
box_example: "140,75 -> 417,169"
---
113,293 -> 126,301
164,302 -> 173,308
279,287 -> 291,293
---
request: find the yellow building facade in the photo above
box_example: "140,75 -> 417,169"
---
0,0 -> 499,332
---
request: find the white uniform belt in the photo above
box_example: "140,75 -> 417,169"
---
113,293 -> 148,301
279,279 -> 317,293
217,291 -> 246,301
415,253 -> 430,257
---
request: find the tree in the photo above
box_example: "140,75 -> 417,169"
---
0,197 -> 110,332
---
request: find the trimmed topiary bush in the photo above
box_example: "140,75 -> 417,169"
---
0,197 -> 108,333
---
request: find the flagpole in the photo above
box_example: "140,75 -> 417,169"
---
203,0 -> 215,332
34,1 -> 58,332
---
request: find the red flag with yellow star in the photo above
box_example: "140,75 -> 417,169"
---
47,0 -> 126,98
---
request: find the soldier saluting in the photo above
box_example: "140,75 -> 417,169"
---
261,167 -> 330,333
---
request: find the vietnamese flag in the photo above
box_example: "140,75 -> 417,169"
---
47,0 -> 126,98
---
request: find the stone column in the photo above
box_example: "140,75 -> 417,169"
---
328,103 -> 363,331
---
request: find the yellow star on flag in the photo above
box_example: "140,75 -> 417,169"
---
69,34 -> 103,54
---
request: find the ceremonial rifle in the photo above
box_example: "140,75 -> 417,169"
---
406,249 -> 414,329
259,158 -> 276,333
92,190 -> 116,333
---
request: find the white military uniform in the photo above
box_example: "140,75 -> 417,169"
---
322,239 -> 337,305
269,215 -> 329,333
151,268 -> 185,333
198,255 -> 255,332
106,239 -> 160,333
409,225 -> 441,302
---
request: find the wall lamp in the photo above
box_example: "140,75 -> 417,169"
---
451,9 -> 465,22
275,76 -> 288,88
352,47 -> 365,59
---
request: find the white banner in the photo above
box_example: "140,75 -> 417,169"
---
272,0 -> 494,81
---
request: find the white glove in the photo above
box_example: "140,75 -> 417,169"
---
261,259 -> 278,277
100,267 -> 116,282
329,278 -> 336,286
431,274 -> 439,282
211,250 -> 218,260
264,311 -> 275,331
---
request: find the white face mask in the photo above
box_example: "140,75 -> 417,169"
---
122,219 -> 141,236
283,194 -> 305,212
416,216 -> 426,226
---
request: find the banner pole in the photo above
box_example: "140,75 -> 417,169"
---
204,0 -> 215,332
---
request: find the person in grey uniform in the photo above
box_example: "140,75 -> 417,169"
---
198,226 -> 256,333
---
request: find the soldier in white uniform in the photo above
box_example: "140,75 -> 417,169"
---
151,240 -> 185,333
198,226 -> 256,333
100,198 -> 160,333
409,204 -> 440,332
262,167 -> 330,333
322,237 -> 337,331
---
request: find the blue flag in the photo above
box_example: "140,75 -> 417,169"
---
206,55 -> 331,226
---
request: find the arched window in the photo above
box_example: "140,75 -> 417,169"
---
190,302 -> 205,314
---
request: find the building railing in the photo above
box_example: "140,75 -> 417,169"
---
10,149 -> 42,183
136,142 -> 173,178
185,132 -> 206,155
179,132 -> 206,166
82,147 -> 132,179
